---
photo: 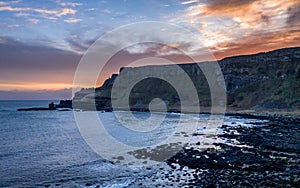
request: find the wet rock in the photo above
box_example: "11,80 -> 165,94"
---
165,116 -> 300,187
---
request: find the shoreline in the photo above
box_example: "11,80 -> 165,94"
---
17,101 -> 300,121
163,116 -> 300,187
127,114 -> 300,187
9,101 -> 300,187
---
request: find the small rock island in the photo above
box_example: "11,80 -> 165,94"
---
17,100 -> 72,111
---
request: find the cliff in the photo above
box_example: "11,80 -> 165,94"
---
72,47 -> 300,112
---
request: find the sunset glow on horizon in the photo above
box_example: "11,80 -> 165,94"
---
0,0 -> 299,99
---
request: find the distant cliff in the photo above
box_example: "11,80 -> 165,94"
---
72,47 -> 300,112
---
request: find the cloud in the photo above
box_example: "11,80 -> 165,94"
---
64,18 -> 81,23
181,0 -> 199,5
171,0 -> 300,59
125,43 -> 184,57
44,16 -> 57,21
102,8 -> 111,14
60,2 -> 83,7
0,1 -> 8,5
204,0 -> 254,10
0,82 -> 75,91
86,8 -> 96,11
0,36 -> 81,90
286,3 -> 300,26
125,43 -> 158,54
198,0 -> 298,28
32,8 -> 58,15
213,29 -> 300,59
65,35 -> 96,53
178,0 -> 299,28
0,89 -> 72,100
34,8 -> 77,17
15,12 -> 29,17
10,0 -> 21,4
71,22 -> 218,62
0,6 -> 30,11
183,0 -> 269,29
8,24 -> 20,28
27,18 -> 39,24
0,5 -> 77,17
63,24 -> 112,53
57,8 -> 77,16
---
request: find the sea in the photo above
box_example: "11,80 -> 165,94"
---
0,100 -> 269,188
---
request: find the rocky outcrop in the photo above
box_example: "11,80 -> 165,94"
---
72,47 -> 300,111
55,100 -> 72,108
17,102 -> 57,111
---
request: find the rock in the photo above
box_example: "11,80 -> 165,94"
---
165,115 -> 300,187
85,183 -> 92,186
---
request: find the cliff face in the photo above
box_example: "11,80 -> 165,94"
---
220,47 -> 300,109
72,47 -> 300,111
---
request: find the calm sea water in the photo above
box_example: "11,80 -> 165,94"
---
0,101 -> 136,188
0,101 -> 182,187
0,101 -> 268,188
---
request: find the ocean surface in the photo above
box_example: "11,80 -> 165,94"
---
0,100 -> 269,188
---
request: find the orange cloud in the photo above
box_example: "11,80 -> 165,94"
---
212,29 -> 300,59
0,83 -> 76,91
173,0 -> 300,59
169,43 -> 181,48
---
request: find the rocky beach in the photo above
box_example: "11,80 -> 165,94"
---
123,114 -> 300,187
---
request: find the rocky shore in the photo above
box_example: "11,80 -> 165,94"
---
164,117 -> 299,187
125,115 -> 300,187
36,113 -> 299,188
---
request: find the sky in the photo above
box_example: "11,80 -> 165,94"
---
0,0 -> 299,99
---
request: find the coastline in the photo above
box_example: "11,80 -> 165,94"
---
9,100 -> 300,187
17,100 -> 300,120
